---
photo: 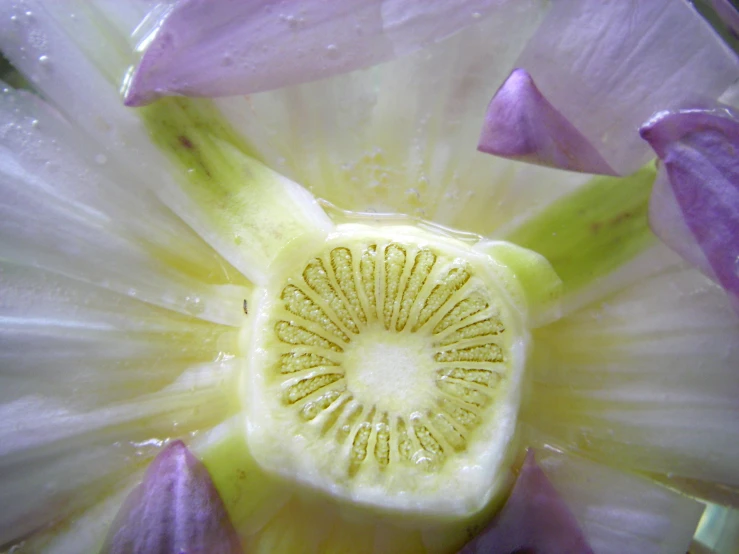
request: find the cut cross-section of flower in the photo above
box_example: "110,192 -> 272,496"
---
241,223 -> 539,516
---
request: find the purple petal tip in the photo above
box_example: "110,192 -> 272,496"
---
103,440 -> 243,554
478,69 -> 616,175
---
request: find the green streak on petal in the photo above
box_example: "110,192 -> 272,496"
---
140,97 -> 258,189
503,164 -> 657,293
139,98 -> 332,285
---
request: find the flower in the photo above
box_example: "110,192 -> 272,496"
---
0,1 -> 738,553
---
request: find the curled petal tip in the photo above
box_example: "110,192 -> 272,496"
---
478,69 -> 616,175
103,440 -> 242,554
459,448 -> 593,554
641,108 -> 739,311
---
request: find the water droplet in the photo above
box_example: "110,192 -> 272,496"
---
38,55 -> 50,68
282,14 -> 300,30
234,234 -> 243,245
184,295 -> 205,315
94,153 -> 107,165
24,10 -> 34,20
325,44 -> 340,59
9,14 -> 18,23
30,119 -> 39,128
472,11 -> 482,19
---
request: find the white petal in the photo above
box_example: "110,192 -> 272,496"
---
0,86 -> 252,325
524,266 -> 739,485
0,358 -> 238,547
215,1 -> 588,237
1,3 -> 331,285
514,0 -> 739,174
0,262 -> 241,403
533,446 -> 705,554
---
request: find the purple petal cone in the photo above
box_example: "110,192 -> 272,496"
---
458,450 -> 594,554
478,69 -> 616,175
641,108 -> 739,310
102,440 -> 242,554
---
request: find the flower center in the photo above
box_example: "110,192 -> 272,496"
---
342,325 -> 435,416
242,224 -> 527,516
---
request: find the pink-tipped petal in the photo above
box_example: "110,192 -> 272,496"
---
102,441 -> 242,554
458,450 -> 593,554
498,0 -> 739,175
641,108 -> 739,311
124,0 -> 511,106
478,68 -> 616,175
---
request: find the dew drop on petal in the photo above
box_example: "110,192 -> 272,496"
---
326,44 -> 340,59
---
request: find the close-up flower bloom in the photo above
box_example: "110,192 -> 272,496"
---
1,1 -> 739,553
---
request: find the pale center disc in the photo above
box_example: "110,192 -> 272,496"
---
343,323 -> 436,415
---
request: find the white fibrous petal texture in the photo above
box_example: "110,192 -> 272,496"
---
533,448 -> 705,554
525,265 -> 739,486
490,0 -> 739,175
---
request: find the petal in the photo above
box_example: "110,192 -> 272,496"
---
214,2 -> 588,239
710,0 -> 739,38
138,97 -> 334,286
2,4 -> 333,287
503,165 -> 660,314
124,0 -> 533,105
529,445 -> 705,554
459,450 -> 593,554
523,265 -> 739,486
0,57 -> 251,328
640,108 -> 739,311
647,160 -> 717,281
478,68 -> 616,175
496,0 -> 739,175
693,502 -> 739,554
102,441 -> 242,554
